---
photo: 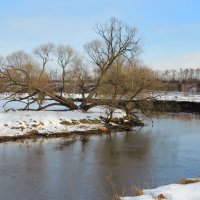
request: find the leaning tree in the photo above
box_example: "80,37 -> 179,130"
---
0,18 -> 161,125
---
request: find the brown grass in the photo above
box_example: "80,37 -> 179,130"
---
91,119 -> 102,124
60,120 -> 73,125
112,194 -> 121,200
178,178 -> 200,184
98,127 -> 108,132
155,194 -> 167,200
105,175 -> 125,200
25,129 -> 39,135
31,124 -> 38,128
72,121 -> 80,125
132,186 -> 144,196
79,119 -> 93,124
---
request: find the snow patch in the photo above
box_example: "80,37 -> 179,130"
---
0,106 -> 126,137
121,181 -> 200,200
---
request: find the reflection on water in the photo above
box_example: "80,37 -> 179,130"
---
0,113 -> 200,200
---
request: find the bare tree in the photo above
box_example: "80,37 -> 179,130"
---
0,55 -> 6,92
91,58 -> 160,124
68,55 -> 92,101
55,45 -> 74,96
83,17 -> 141,109
195,68 -> 200,80
0,51 -> 43,109
33,42 -> 55,80
0,18 -> 161,127
0,55 -> 5,72
0,49 -> 78,111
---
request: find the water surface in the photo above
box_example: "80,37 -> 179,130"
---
0,113 -> 200,200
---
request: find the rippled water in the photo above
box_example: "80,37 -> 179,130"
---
0,113 -> 200,200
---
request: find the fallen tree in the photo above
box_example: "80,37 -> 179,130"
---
0,18 -> 161,126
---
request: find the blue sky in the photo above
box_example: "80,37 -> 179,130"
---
0,0 -> 200,70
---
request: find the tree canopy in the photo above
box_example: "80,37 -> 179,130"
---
0,18 -> 161,126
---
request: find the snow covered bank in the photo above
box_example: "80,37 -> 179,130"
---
121,179 -> 200,200
0,106 -> 126,137
155,92 -> 200,102
2,91 -> 199,138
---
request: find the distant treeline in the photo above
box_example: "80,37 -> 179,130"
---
157,68 -> 200,82
156,68 -> 200,92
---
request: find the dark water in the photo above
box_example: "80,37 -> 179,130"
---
0,113 -> 200,200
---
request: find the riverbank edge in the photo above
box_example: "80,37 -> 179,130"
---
0,123 -> 136,143
152,100 -> 200,113
121,178 -> 200,200
1,100 -> 200,143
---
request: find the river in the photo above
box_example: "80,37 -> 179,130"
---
0,113 -> 200,200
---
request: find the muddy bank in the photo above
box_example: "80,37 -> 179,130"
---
0,129 -> 109,143
0,123 -> 137,143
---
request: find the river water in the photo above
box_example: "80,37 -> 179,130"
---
0,113 -> 200,200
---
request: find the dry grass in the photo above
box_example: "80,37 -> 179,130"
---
31,124 -> 38,128
112,194 -> 121,200
178,178 -> 200,184
25,129 -> 39,135
79,119 -> 93,124
60,120 -> 73,125
132,185 -> 167,199
155,194 -> 167,200
105,175 -> 125,200
72,121 -> 80,125
98,127 -> 108,132
132,186 -> 144,196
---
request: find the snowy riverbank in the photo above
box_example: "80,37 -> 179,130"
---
0,106 -> 126,137
0,91 -> 200,138
121,179 -> 200,200
155,92 -> 200,102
